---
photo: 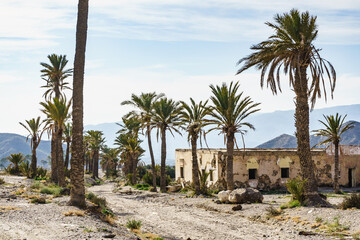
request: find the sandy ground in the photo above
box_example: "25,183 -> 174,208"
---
1,174 -> 360,240
0,175 -> 137,240
89,183 -> 360,240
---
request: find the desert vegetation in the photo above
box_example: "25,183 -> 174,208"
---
1,6 -> 359,240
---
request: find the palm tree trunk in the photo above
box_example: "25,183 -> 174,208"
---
160,127 -> 167,192
57,128 -> 65,187
191,133 -> 201,195
294,66 -> 329,206
92,150 -> 99,179
64,141 -> 70,171
31,140 -> 37,178
147,125 -> 157,191
132,155 -> 137,185
51,134 -> 58,183
226,132 -> 235,190
334,141 -> 341,193
69,0 -> 88,208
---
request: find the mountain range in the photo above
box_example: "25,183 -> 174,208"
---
1,104 -> 359,166
257,121 -> 360,148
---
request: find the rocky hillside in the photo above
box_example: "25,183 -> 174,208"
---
257,121 -> 360,148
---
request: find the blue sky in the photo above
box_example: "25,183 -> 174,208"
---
0,0 -> 359,135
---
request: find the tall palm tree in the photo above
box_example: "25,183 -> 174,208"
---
7,153 -> 26,174
207,81 -> 260,190
313,114 -> 354,193
151,98 -> 183,192
237,9 -> 336,206
70,0 -> 89,208
40,54 -> 72,100
180,98 -> 209,195
121,92 -> 164,191
41,97 -> 71,187
63,122 -> 72,171
19,117 -> 46,178
86,130 -> 105,179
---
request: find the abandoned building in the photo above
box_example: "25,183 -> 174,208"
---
175,145 -> 360,189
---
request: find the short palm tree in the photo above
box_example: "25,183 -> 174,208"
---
63,122 -> 72,171
19,117 -> 46,178
237,9 -> 336,206
313,114 -> 354,193
86,130 -> 105,179
207,81 -> 260,190
180,98 -> 209,195
41,97 -> 72,187
7,153 -> 26,174
101,147 -> 120,178
40,54 -> 72,100
115,115 -> 144,184
151,98 -> 183,192
121,92 -> 164,191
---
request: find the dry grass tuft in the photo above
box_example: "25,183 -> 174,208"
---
102,214 -> 116,225
63,210 -> 85,216
0,206 -> 21,212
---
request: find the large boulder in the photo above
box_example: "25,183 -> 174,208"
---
228,188 -> 263,204
218,190 -> 232,203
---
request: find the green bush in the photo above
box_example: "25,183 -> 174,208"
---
0,177 -> 5,185
126,219 -> 142,230
142,172 -> 171,186
339,193 -> 360,209
86,192 -> 96,201
20,161 -> 31,178
35,167 -> 48,179
40,185 -> 62,197
285,177 -> 306,204
280,200 -> 301,209
134,183 -> 150,190
30,181 -> 42,190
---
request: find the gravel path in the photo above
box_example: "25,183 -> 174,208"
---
0,175 -> 137,240
89,183 -> 338,240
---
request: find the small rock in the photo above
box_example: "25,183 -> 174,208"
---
214,200 -> 222,204
167,184 -> 181,192
232,204 -> 242,211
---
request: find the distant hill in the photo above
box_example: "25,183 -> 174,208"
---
0,133 -> 51,164
257,121 -> 360,148
84,104 -> 360,164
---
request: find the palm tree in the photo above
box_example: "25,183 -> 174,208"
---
121,92 -> 164,191
101,147 -> 120,178
40,54 -> 72,100
115,133 -> 144,184
115,115 -> 144,184
7,153 -> 26,174
41,97 -> 71,187
70,0 -> 89,208
180,98 -> 209,195
19,117 -> 46,178
63,122 -> 72,171
207,81 -> 260,190
237,9 -> 336,206
86,130 -> 105,179
313,114 -> 354,193
151,98 -> 183,192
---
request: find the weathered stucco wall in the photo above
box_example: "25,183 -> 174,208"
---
175,146 -> 360,189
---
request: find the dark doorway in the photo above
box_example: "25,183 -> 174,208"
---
348,168 -> 356,188
249,169 -> 257,180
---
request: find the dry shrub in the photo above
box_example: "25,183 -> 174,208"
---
0,206 -> 21,212
63,210 -> 85,216
0,177 -> 5,185
101,214 -> 116,225
339,193 -> 360,210
265,206 -> 282,217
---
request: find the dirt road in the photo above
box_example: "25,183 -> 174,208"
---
89,183 -> 323,240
